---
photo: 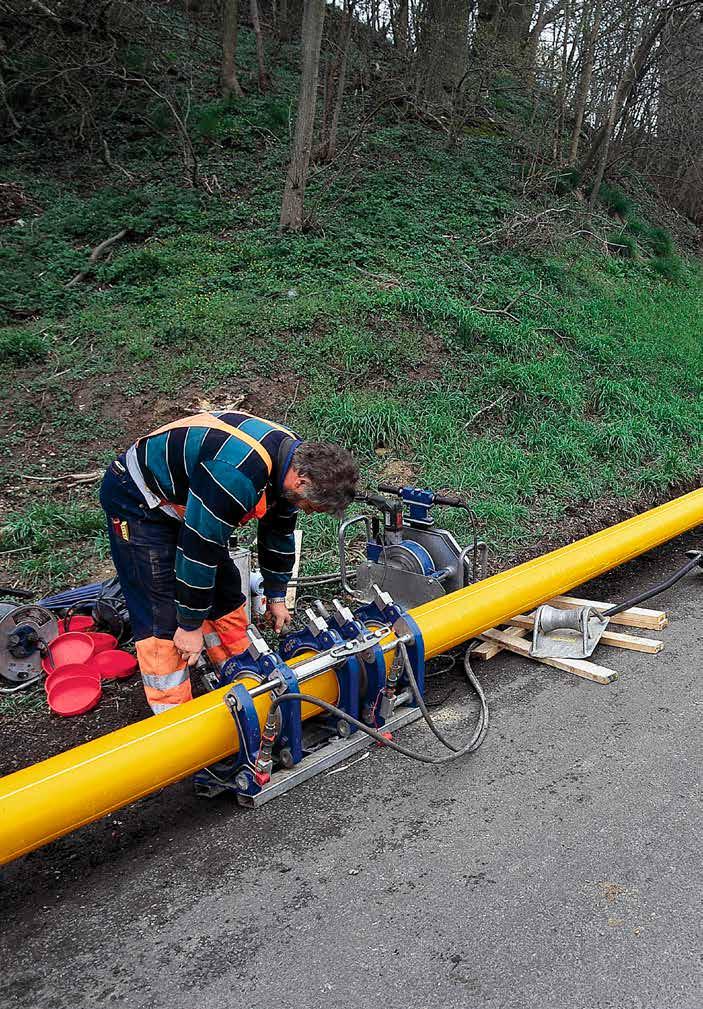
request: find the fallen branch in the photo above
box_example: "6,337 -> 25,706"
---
472,305 -> 521,323
477,206 -> 571,248
65,229 -> 129,288
21,469 -> 102,489
465,391 -> 513,429
353,265 -> 401,287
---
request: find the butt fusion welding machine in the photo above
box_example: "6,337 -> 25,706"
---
194,485 -> 487,804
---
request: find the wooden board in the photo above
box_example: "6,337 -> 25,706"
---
478,627 -> 618,684
545,595 -> 668,630
474,625 -> 528,660
506,613 -> 663,654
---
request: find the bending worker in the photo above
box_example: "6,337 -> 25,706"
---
100,410 -> 359,714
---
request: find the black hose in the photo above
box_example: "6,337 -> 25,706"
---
266,641 -> 489,765
399,641 -> 488,755
603,551 -> 702,618
0,586 -> 34,599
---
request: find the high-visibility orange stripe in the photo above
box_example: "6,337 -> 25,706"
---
146,413 -> 274,471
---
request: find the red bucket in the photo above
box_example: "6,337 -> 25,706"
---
41,632 -> 95,674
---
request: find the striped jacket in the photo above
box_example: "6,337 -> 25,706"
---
125,412 -> 300,630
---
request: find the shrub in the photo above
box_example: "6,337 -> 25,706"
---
651,254 -> 684,282
0,328 -> 48,363
647,226 -> 675,258
597,184 -> 633,217
608,231 -> 638,259
555,168 -> 581,194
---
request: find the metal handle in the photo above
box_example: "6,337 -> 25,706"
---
338,514 -> 373,596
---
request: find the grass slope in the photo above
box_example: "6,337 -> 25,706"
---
1,30 -> 702,594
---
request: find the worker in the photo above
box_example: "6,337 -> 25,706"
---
100,411 -> 359,714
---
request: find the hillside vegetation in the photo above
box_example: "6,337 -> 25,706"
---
1,18 -> 702,595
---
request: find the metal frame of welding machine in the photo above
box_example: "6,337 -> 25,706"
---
192,585 -> 425,806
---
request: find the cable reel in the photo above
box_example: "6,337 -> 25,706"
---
0,603 -> 59,687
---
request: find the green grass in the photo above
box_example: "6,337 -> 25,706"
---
1,501 -> 109,589
1,24 -> 702,594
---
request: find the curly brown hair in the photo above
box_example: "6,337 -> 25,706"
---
292,442 -> 359,517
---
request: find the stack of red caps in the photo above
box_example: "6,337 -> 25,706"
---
42,617 -> 137,716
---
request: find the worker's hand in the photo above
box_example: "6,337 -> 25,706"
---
174,626 -> 204,666
265,599 -> 292,634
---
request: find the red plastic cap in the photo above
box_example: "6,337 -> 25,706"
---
47,676 -> 101,717
254,770 -> 271,787
87,631 -> 118,654
41,632 -> 95,674
92,650 -> 138,680
45,662 -> 100,694
58,615 -> 94,634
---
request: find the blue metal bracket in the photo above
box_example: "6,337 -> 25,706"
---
272,657 -> 304,766
392,611 -> 425,700
280,616 -> 361,725
355,587 -> 426,710
192,680 -> 262,798
399,486 -> 435,527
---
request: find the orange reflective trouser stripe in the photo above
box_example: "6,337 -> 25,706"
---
202,605 -> 249,668
135,637 -> 193,715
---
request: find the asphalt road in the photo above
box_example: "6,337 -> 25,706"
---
2,533 -> 702,1009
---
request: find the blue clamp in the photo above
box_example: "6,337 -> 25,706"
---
392,611 -> 425,700
216,626 -> 304,784
329,599 -> 385,725
352,590 -> 404,726
280,609 -> 361,725
192,680 -> 262,798
356,586 -> 426,707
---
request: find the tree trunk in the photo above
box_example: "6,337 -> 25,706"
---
250,0 -> 269,92
476,0 -> 537,50
320,0 -> 355,161
416,0 -> 470,105
391,0 -> 409,54
221,0 -> 244,98
588,76 -> 620,208
567,1 -> 600,166
580,4 -> 681,182
279,0 -> 289,39
279,0 -> 326,231
552,0 -> 571,162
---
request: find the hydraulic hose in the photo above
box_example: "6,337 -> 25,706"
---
259,641 -> 488,768
398,641 -> 489,755
603,550 -> 703,618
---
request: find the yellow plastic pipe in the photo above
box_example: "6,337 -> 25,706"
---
412,487 -> 703,656
1,488 -> 701,864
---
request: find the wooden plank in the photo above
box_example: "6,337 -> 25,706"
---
474,625 -> 528,660
545,595 -> 668,630
506,613 -> 663,654
479,627 -> 618,684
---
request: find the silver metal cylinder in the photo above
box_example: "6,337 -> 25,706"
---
228,544 -> 252,620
